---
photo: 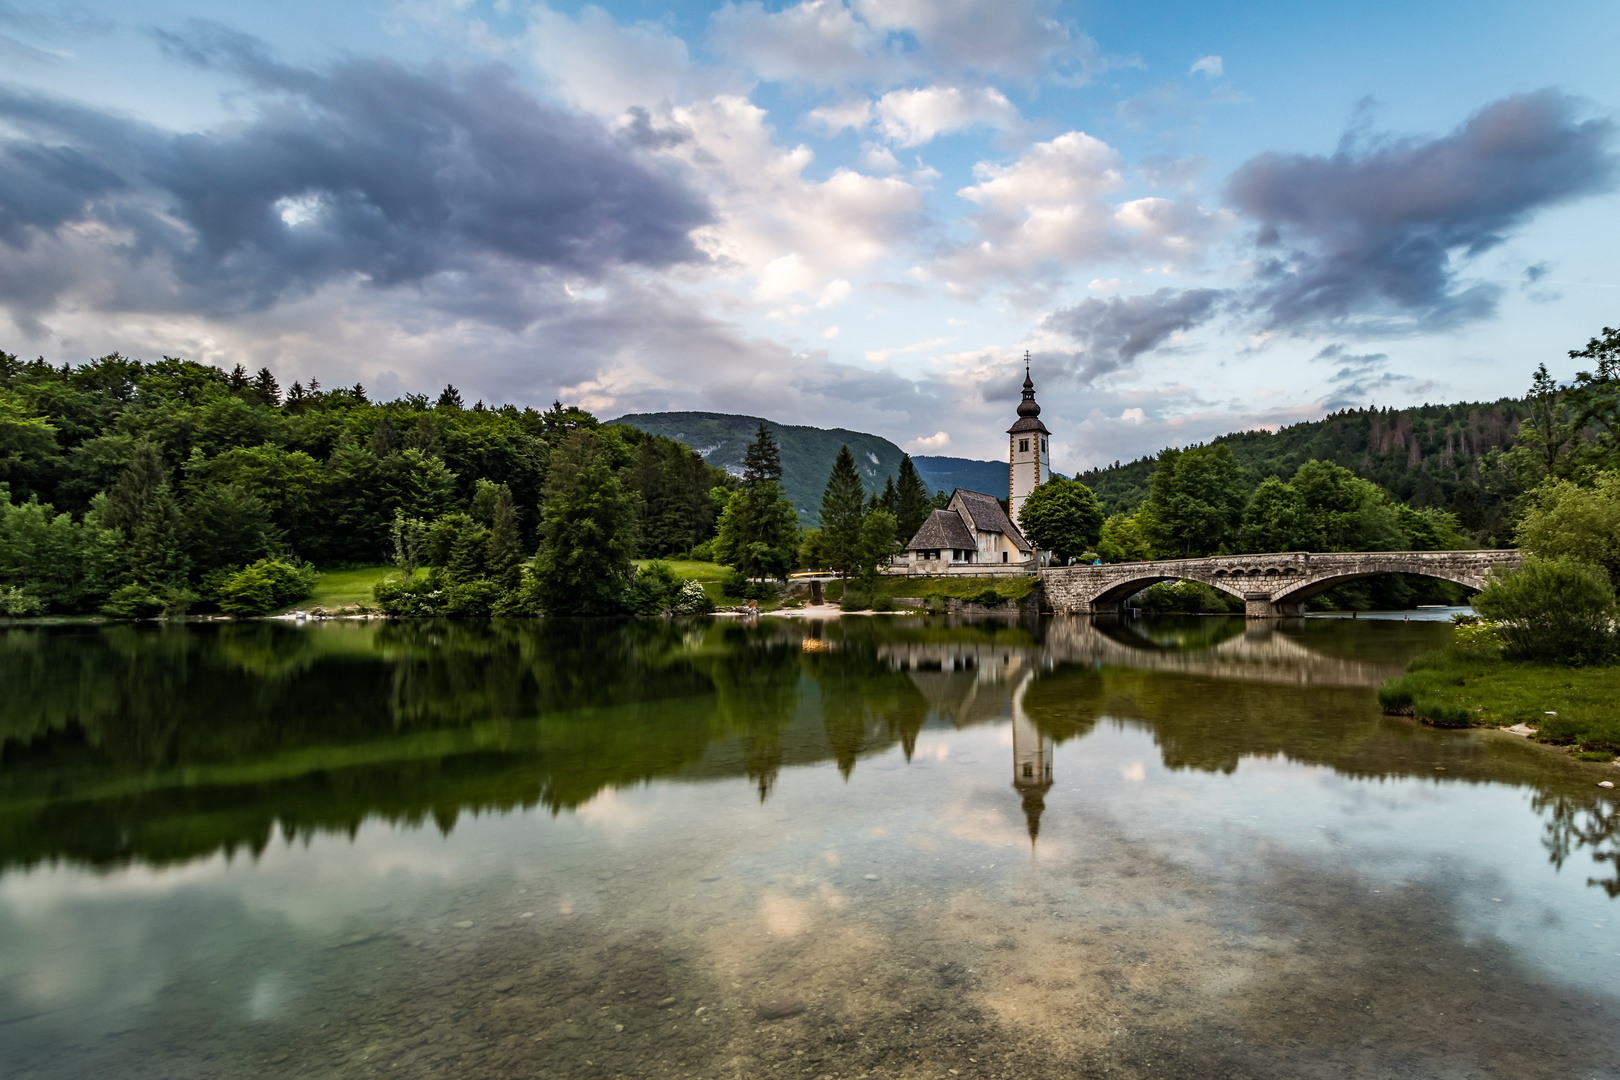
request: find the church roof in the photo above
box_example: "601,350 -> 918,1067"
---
953,490 -> 1033,552
1007,415 -> 1050,435
905,508 -> 976,552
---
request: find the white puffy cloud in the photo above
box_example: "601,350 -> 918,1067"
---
936,131 -> 1229,290
651,96 -> 926,300
708,0 -> 885,86
874,85 -> 1020,145
1189,55 -> 1222,77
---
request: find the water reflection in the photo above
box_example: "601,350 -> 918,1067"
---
2,615 -> 1615,892
4,615 -> 1620,1080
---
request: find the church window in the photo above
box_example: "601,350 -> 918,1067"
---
1019,438 -> 1029,452
1041,438 -> 1047,453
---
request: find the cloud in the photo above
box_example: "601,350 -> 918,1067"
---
1189,55 -> 1222,78
936,132 -> 1229,291
1226,89 -> 1617,333
652,95 -> 925,299
874,85 -> 1021,145
709,0 -> 886,87
1310,343 -> 1432,408
522,4 -> 696,116
909,431 -> 951,450
1043,287 -> 1227,381
0,32 -> 713,327
708,0 -> 1101,87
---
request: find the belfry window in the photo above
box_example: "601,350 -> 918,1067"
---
1041,438 -> 1047,452
1019,438 -> 1029,452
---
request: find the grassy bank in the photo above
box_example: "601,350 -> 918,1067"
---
1378,647 -> 1620,757
277,564 -> 395,614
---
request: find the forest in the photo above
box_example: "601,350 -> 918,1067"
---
3,323 -> 1617,617
0,352 -> 728,616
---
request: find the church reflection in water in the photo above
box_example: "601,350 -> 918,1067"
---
878,637 -> 1054,845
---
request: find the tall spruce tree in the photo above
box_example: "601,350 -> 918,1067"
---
533,431 -> 636,615
820,445 -> 866,577
716,425 -> 798,581
103,441 -> 189,585
485,484 -> 523,588
895,454 -> 930,540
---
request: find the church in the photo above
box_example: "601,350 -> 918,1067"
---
892,360 -> 1051,573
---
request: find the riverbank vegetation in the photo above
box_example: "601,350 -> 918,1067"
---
1379,329 -> 1620,750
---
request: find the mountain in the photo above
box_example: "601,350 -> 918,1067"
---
912,456 -> 1009,498
1076,398 -> 1533,543
608,412 -> 1006,527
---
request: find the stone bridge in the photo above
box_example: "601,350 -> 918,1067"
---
1040,549 -> 1522,618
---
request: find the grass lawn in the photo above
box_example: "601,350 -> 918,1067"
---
281,564 -> 396,614
1378,647 -> 1620,754
634,559 -> 728,581
879,574 -> 1039,601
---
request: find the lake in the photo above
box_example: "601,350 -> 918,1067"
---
1,614 -> 1616,1079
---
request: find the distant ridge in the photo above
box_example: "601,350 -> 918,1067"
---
607,411 -> 1005,526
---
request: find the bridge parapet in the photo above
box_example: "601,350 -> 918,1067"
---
1040,549 -> 1522,618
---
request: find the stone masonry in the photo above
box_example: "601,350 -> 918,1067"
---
1040,549 -> 1523,618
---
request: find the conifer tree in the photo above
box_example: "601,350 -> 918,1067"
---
895,454 -> 930,540
437,384 -> 464,410
251,367 -> 281,407
820,445 -> 866,577
103,441 -> 189,585
533,431 -> 636,615
485,484 -> 523,588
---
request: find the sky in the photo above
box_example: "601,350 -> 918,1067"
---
2,0 -> 1618,470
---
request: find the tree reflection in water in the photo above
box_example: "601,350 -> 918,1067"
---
0,615 -> 1615,895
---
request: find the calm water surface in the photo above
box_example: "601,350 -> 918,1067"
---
1,614 -> 1617,1079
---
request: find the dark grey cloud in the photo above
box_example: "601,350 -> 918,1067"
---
1042,286 -> 1226,381
1227,89 -> 1616,333
1311,343 -> 1433,409
0,25 -> 712,321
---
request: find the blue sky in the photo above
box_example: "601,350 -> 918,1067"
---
2,0 -> 1618,468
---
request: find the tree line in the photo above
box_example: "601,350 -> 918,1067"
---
0,353 -> 728,616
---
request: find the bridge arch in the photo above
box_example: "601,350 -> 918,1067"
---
1040,550 -> 1521,618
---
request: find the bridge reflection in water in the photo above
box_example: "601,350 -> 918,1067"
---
879,613 -> 1415,846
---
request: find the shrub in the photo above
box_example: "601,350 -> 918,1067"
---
373,575 -> 445,616
1471,557 -> 1616,664
965,588 -> 1004,606
839,589 -> 868,611
626,562 -> 684,615
0,586 -> 41,617
101,582 -> 196,618
670,579 -> 713,616
871,594 -> 895,612
215,559 -> 320,616
1450,615 -> 1503,658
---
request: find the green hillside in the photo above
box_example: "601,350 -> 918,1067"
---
912,455 -> 1008,497
1077,399 -> 1532,543
608,412 -> 919,525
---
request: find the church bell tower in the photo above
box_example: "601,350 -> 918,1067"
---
1007,353 -> 1051,528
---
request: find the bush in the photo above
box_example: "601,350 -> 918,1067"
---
1471,557 -> 1616,664
871,594 -> 894,612
965,588 -> 1004,606
0,586 -> 41,617
101,582 -> 196,618
839,589 -> 868,611
372,573 -> 504,617
626,562 -> 684,615
1450,615 -> 1503,657
215,559 -> 320,616
671,579 -> 713,616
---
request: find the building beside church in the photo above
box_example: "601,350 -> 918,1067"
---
891,360 -> 1048,574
